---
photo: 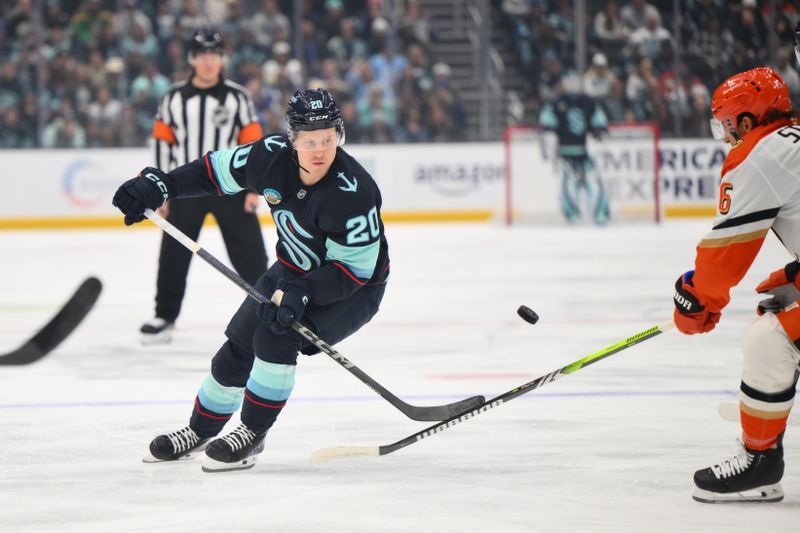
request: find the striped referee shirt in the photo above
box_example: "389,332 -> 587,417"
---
152,78 -> 263,171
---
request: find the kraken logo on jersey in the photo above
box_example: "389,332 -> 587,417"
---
273,210 -> 321,271
264,135 -> 287,152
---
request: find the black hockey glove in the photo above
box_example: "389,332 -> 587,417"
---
112,167 -> 170,225
256,279 -> 309,335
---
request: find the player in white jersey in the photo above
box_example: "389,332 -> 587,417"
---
141,29 -> 268,344
672,67 -> 800,503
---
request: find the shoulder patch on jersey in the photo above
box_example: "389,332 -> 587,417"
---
264,135 -> 288,152
263,188 -> 282,205
337,172 -> 358,192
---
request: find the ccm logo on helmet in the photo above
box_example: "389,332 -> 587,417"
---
308,114 -> 330,122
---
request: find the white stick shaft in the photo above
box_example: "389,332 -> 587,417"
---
144,209 -> 200,253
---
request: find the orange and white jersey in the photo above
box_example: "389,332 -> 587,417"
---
691,119 -> 800,312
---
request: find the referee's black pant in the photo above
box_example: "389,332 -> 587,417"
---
154,193 -> 268,323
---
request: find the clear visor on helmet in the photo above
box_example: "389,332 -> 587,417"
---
795,44 -> 800,66
709,117 -> 728,141
292,129 -> 341,152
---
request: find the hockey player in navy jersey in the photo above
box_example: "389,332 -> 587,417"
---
539,75 -> 610,225
112,89 -> 390,471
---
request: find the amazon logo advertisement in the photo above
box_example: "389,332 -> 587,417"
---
413,163 -> 503,196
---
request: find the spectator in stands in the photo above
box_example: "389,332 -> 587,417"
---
122,20 -> 159,61
0,61 -> 21,110
42,111 -> 86,148
396,81 -> 430,143
115,0 -> 153,38
626,56 -> 659,121
300,18 -> 325,76
584,53 -> 617,99
627,12 -> 671,63
731,0 -> 768,66
154,2 -> 178,41
399,0 -> 433,50
70,0 -> 114,59
620,0 -> 662,33
176,0 -> 209,40
430,62 -> 466,140
593,1 -> 628,54
367,16 -> 391,55
245,0 -> 291,49
683,89 -> 712,138
87,87 -> 122,131
6,0 -> 34,43
321,0 -> 347,45
317,58 -> 353,100
774,47 -> 800,100
131,60 -> 170,105
602,78 -> 632,123
262,41 -> 303,92
327,17 -> 369,71
357,81 -> 396,143
687,13 -> 733,88
0,107 -> 33,148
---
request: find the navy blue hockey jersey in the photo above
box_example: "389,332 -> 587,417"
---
539,94 -> 608,156
166,134 -> 390,306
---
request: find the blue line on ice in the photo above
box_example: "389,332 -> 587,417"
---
0,389 -> 738,410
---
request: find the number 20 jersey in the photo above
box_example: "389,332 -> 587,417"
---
690,120 -> 800,313
197,134 -> 390,306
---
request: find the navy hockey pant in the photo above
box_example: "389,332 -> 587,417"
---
190,262 -> 386,436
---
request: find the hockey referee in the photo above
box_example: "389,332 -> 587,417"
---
141,29 -> 268,344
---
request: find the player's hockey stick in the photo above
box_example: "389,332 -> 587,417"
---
0,277 -> 102,366
143,209 -> 485,421
312,320 -> 675,461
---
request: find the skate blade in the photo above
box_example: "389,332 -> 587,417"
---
140,330 -> 173,346
142,450 -> 205,463
692,483 -> 784,504
139,332 -> 172,346
201,454 -> 260,473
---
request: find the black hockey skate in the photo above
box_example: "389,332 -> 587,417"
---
202,424 -> 266,472
140,317 -> 174,345
144,426 -> 209,462
693,440 -> 784,503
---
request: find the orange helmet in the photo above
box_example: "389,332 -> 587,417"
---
710,67 -> 790,140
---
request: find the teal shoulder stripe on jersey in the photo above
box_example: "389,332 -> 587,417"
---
209,149 -> 245,195
197,373 -> 244,414
539,104 -> 558,128
246,359 -> 296,401
590,105 -> 608,129
325,238 -> 379,279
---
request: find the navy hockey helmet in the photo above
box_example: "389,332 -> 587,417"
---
286,88 -> 345,143
189,29 -> 224,57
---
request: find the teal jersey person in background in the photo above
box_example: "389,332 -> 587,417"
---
539,75 -> 609,225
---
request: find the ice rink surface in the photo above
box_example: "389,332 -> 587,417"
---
1,219 -> 798,532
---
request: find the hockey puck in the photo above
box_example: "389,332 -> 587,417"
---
517,305 -> 539,324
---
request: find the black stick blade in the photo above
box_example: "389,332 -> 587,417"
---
0,277 -> 102,366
